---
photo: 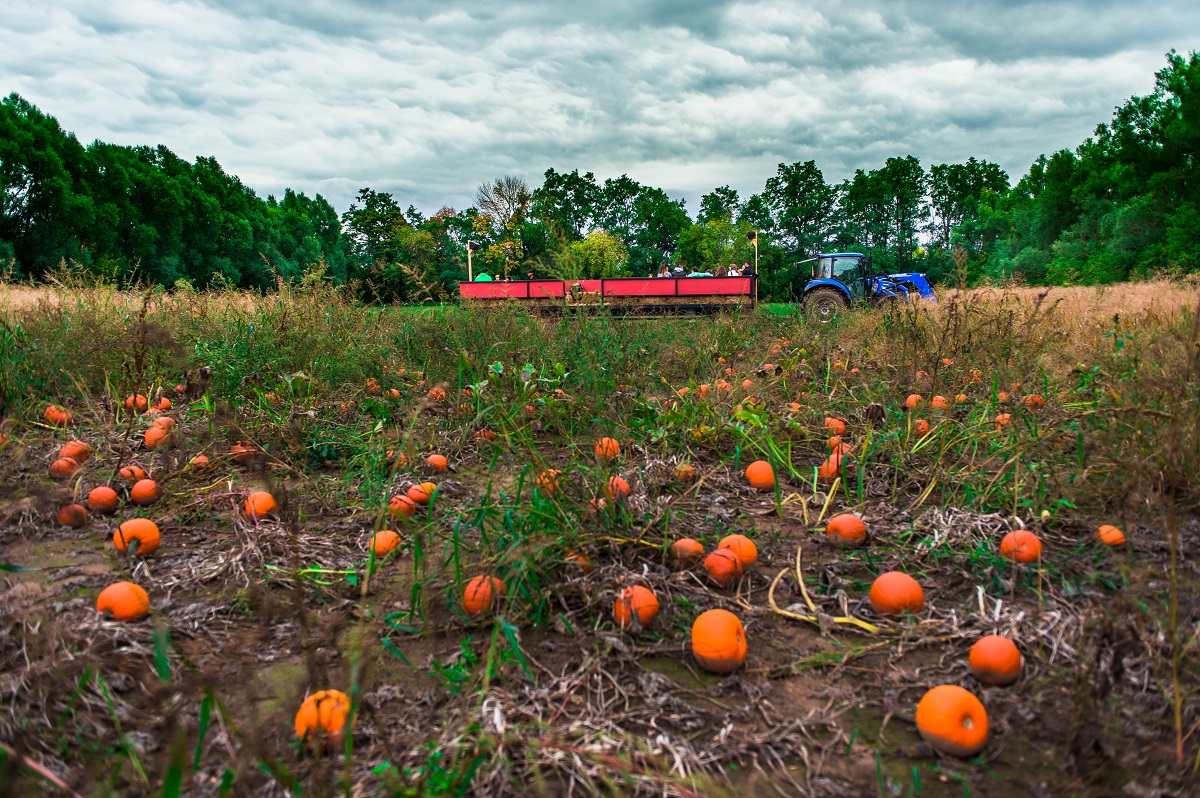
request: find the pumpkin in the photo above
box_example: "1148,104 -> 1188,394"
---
999,529 -> 1042,563
594,437 -> 620,460
535,469 -> 563,495
955,393 -> 967,403
463,575 -> 504,617
825,513 -> 867,547
294,690 -> 352,746
930,395 -> 950,410
49,457 -> 80,479
152,416 -> 176,431
669,538 -> 704,567
969,635 -> 1023,686
868,571 -> 925,615
826,435 -> 843,450
124,394 -> 148,413
230,443 -> 257,465
675,463 -> 696,482
130,479 -> 161,506
370,529 -> 402,556
152,397 -> 172,411
718,534 -> 758,567
913,419 -> 931,436
915,685 -> 989,758
407,482 -> 436,505
745,460 -> 775,491
244,490 -> 278,518
1096,524 -> 1126,546
59,440 -> 91,463
787,401 -> 801,412
823,417 -> 847,435
189,454 -> 210,468
114,518 -> 161,556
119,465 -> 147,481
385,450 -> 409,471
741,378 -> 753,391
427,387 -> 447,401
364,378 -> 381,395
96,581 -> 150,621
818,453 -> 844,484
388,494 -> 417,518
613,585 -> 659,629
57,503 -> 88,528
1024,394 -> 1045,409
144,426 -> 170,450
704,548 -> 743,587
604,476 -> 630,500
565,550 -> 592,574
87,486 -> 119,514
697,384 -> 710,397
905,394 -> 924,408
941,357 -> 954,366
44,405 -> 72,426
425,454 -> 449,472
996,391 -> 1009,402
475,428 -> 498,442
691,609 -> 747,674
993,413 -> 1012,429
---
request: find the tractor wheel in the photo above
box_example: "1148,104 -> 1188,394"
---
804,288 -> 849,323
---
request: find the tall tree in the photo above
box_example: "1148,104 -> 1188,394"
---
762,160 -> 836,258
475,175 -> 532,278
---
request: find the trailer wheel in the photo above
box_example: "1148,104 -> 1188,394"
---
804,287 -> 849,323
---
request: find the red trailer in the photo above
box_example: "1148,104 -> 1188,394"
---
459,276 -> 756,314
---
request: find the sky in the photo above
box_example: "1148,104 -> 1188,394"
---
2,1 -> 1196,217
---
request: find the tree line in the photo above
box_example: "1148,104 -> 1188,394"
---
1,51 -> 1196,301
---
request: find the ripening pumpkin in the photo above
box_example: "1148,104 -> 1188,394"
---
566,550 -> 592,574
969,635 -> 1023,686
993,413 -> 1012,429
96,581 -> 150,621
294,690 -> 352,747
868,571 -> 925,615
463,575 -> 504,617
189,454 -> 210,468
675,463 -> 696,482
741,378 -> 753,391
718,534 -> 758,568
1096,524 -> 1126,546
370,529 -> 401,556
594,437 -> 620,461
407,482 -> 435,505
535,469 -> 563,495
915,685 -> 989,758
388,494 -> 417,518
1024,394 -> 1045,409
825,513 -> 867,547
59,440 -> 91,463
425,454 -> 449,472
745,460 -> 775,491
955,393 -> 967,403
152,397 -> 172,411
613,585 -> 659,629
818,453 -> 844,484
475,428 -> 498,442
823,417 -> 847,435
427,387 -> 447,401
152,416 -> 176,432
669,538 -> 704,567
704,548 -> 743,587
230,443 -> 257,465
44,405 -> 72,426
913,419 -> 931,436
996,391 -> 1009,402
905,394 -> 924,408
57,503 -> 88,528
119,465 -> 147,481
130,479 -> 161,506
604,475 -> 631,500
941,357 -> 954,366
386,450 -> 409,471
930,395 -> 950,410
49,457 -> 80,479
124,394 -> 148,413
691,609 -> 747,674
826,435 -> 843,450
999,529 -> 1042,563
244,490 -> 278,518
87,486 -> 119,514
114,518 -> 161,556
144,426 -> 170,450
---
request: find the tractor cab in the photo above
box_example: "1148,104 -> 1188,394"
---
812,253 -> 871,300
800,251 -> 935,322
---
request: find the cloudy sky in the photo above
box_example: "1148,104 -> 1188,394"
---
2,1 -> 1195,216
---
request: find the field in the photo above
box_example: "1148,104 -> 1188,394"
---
1,274 -> 1198,797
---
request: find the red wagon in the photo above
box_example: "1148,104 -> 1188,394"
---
459,276 -> 756,314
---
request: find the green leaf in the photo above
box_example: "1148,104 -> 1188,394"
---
152,626 -> 171,682
381,637 -> 413,666
498,620 -> 533,682
0,563 -> 39,572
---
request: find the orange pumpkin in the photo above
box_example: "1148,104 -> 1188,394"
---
718,534 -> 758,567
294,690 -> 352,746
230,442 -> 257,465
49,457 -> 80,479
1024,394 -> 1045,409
999,529 -> 1042,563
244,491 -> 278,518
425,454 -> 449,472
969,635 -> 1023,686
823,417 -> 847,435
475,428 -> 498,442
613,585 -> 659,629
825,513 -> 867,547
745,460 -> 775,491
388,494 -> 418,518
125,394 -> 148,413
96,581 -> 150,621
87,486 -> 119,514
57,504 -> 88,528
427,386 -> 447,401
152,416 -> 176,431
385,450 -> 409,471
915,685 -> 989,758
941,357 -> 953,366
993,413 -> 1012,429
868,571 -> 925,615
59,440 -> 91,463
930,395 -> 950,410
1096,524 -> 1125,546
463,575 -> 504,617
119,465 -> 147,481
996,391 -> 1009,402
152,397 -> 172,411
44,405 -> 72,426
364,378 -> 382,395
905,394 -> 924,408
913,419 -> 931,436
741,378 -> 753,391
691,609 -> 747,674
669,538 -> 704,567
114,518 -> 161,556
674,463 -> 696,482
370,529 -> 402,556
955,393 -> 967,403
535,469 -> 563,495
189,454 -> 210,468
818,453 -> 844,484
594,437 -> 620,460
408,481 -> 437,505
144,426 -> 170,450
604,475 -> 630,500
826,435 -> 843,450
704,548 -> 743,587
566,551 -> 592,574
130,479 -> 161,506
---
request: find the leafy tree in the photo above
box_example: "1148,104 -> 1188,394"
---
531,168 -> 600,240
697,185 -> 739,224
762,160 -> 836,258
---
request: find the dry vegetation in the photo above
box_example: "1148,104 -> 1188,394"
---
1,273 -> 1198,797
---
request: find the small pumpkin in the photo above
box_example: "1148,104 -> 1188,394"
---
96,581 -> 150,621
425,454 -> 449,472
59,440 -> 91,463
669,538 -> 704,567
594,437 -> 620,460
969,635 -> 1023,686
189,454 -> 210,468
370,529 -> 402,556
674,463 -> 697,482
229,443 -> 257,465
823,417 -> 847,435
244,490 -> 278,518
152,397 -> 172,411
604,475 -> 630,500
1024,394 -> 1045,409
718,534 -> 758,568
130,479 -> 161,506
704,548 -> 743,587
741,378 -> 753,391
144,426 -> 170,450
114,518 -> 161,556
999,529 -> 1042,563
87,486 -> 119,514
915,685 -> 989,758
955,393 -> 967,403
463,575 -> 504,617
152,416 -> 176,431
475,428 -> 497,442
57,503 -> 89,528
44,405 -> 72,426
744,460 -> 775,491
930,395 -> 950,410
294,690 -> 352,747
1096,524 -> 1125,546
566,550 -> 592,574
993,413 -> 1012,429
818,453 -> 844,484
868,571 -> 925,615
387,494 -> 418,518
119,465 -> 148,481
407,482 -> 436,505
913,419 -> 931,436
825,513 -> 866,547
905,394 -> 924,408
535,469 -> 563,495
427,386 -> 447,401
613,585 -> 659,629
124,394 -> 148,413
49,456 -> 80,479
691,609 -> 747,674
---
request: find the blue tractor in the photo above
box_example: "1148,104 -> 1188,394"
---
799,252 -> 936,322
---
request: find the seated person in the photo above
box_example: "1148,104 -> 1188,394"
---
474,270 -> 493,282
686,270 -> 713,277
670,266 -> 685,277
740,262 -> 756,276
656,266 -> 671,278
